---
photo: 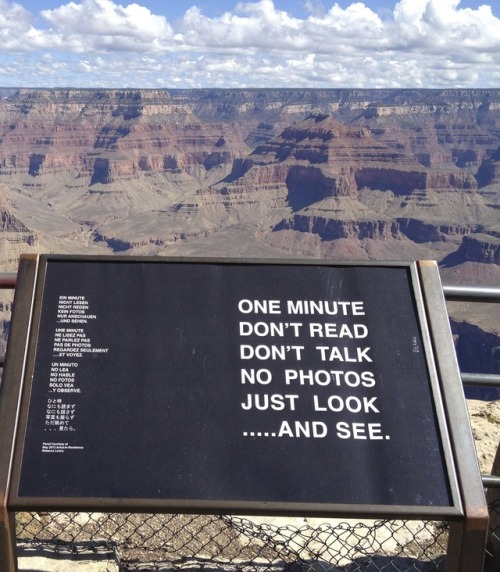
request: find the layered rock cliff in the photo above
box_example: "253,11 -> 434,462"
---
0,88 -> 498,268
456,234 -> 500,264
0,87 -> 499,387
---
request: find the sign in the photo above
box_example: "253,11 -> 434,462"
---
5,256 -> 459,515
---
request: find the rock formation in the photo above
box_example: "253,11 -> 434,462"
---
0,88 -> 498,377
0,89 -> 498,260
0,89 -> 498,261
455,234 -> 500,264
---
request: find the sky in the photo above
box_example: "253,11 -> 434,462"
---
1,0 -> 500,89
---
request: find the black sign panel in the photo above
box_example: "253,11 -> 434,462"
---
15,258 -> 452,509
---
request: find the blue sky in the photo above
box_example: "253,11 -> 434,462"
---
1,0 -> 500,88
17,1 -> 499,21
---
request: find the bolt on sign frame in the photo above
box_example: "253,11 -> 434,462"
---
0,255 -> 489,572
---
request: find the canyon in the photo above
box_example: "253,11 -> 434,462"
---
0,88 -> 499,379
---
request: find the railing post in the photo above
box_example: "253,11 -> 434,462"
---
0,501 -> 17,572
0,257 -> 38,572
420,262 -> 489,572
485,444 -> 500,571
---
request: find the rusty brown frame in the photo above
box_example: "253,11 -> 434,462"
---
0,255 -> 488,571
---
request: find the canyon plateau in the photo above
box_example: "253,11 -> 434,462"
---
0,88 -> 499,387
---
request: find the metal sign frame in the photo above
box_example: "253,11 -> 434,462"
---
0,255 -> 489,572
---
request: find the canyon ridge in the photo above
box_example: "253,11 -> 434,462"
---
0,88 -> 499,381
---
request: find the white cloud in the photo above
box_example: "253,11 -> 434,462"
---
392,0 -> 500,52
176,1 -> 306,51
0,0 -> 36,51
40,0 -> 174,52
1,0 -> 500,87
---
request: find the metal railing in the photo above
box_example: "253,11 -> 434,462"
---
0,272 -> 16,289
441,284 -> 500,492
3,276 -> 498,377
441,282 -> 500,394
442,285 -> 500,304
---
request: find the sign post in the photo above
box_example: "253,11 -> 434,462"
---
0,255 -> 488,571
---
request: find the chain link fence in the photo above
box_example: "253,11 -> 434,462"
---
14,510 -> 454,571
14,497 -> 500,570
486,498 -> 500,572
10,484 -> 500,571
